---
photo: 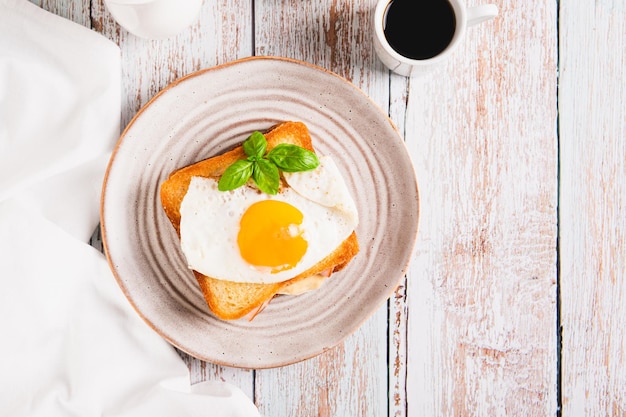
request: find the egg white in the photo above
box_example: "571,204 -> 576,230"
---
179,155 -> 358,284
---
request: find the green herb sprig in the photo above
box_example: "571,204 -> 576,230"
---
217,131 -> 320,195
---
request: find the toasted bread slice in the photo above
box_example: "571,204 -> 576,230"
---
160,121 -> 359,320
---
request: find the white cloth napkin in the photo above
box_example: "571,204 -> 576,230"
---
0,1 -> 260,416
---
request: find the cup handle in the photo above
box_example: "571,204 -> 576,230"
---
466,4 -> 499,26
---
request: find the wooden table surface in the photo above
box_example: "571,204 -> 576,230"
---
34,0 -> 625,415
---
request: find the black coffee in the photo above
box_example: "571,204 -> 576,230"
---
383,0 -> 456,60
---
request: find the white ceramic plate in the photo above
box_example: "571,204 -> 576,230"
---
101,56 -> 419,369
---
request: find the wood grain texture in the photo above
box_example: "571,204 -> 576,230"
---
404,1 -> 558,415
253,1 -> 392,416
34,0 -> 89,24
89,0 -> 256,398
90,0 -> 253,127
559,1 -> 626,415
388,73 -> 410,417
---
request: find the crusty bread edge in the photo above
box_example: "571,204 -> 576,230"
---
160,121 -> 359,320
196,231 -> 359,320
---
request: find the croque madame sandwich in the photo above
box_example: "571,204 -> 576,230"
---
160,121 -> 359,320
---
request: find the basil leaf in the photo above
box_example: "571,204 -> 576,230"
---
267,144 -> 320,172
252,159 -> 280,195
217,160 -> 254,191
242,131 -> 267,159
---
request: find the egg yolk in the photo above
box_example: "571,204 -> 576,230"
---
237,200 -> 308,273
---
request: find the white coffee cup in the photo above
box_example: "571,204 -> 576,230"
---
104,0 -> 203,40
373,0 -> 498,76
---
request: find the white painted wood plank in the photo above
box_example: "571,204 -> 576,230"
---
403,1 -> 558,415
91,0 -> 254,126
31,0 -> 257,401
559,1 -> 626,415
253,1 -> 392,416
254,318 -> 387,417
34,0 -> 89,25
388,73 -> 410,417
89,0 -> 256,398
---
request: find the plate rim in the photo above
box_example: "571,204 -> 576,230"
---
100,56 -> 420,368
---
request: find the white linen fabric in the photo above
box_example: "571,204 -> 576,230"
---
0,1 -> 260,416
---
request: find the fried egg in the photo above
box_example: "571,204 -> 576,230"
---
179,155 -> 358,284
